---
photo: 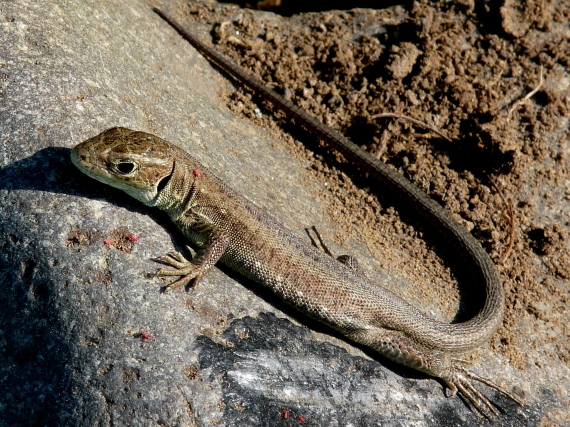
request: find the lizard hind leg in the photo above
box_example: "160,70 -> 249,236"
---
415,349 -> 524,417
305,226 -> 371,280
353,329 -> 522,417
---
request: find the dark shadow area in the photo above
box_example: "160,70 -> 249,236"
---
1,147 -> 141,208
0,238 -> 77,426
0,146 -> 176,232
0,147 -> 183,425
473,0 -> 507,37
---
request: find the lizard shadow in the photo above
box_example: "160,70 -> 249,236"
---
0,147 -> 186,423
0,147 -> 108,424
0,146 -> 173,224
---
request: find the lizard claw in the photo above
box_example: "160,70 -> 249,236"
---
443,366 -> 523,418
156,251 -> 190,268
154,250 -> 205,291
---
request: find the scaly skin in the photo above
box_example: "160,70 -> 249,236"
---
72,127 -> 521,416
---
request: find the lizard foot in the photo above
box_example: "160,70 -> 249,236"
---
443,365 -> 523,418
154,251 -> 205,291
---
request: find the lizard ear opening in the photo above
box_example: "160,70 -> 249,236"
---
156,160 -> 176,193
157,174 -> 171,192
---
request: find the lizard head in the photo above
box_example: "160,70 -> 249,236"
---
71,127 -> 175,206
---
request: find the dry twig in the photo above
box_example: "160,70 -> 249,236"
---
507,66 -> 544,116
372,112 -> 452,142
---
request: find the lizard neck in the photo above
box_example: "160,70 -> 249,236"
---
153,159 -> 199,220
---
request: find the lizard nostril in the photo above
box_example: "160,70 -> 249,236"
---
78,147 -> 88,160
72,147 -> 89,164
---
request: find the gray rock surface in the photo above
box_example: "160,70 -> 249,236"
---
0,0 -> 553,426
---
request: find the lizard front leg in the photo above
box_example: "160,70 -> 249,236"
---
155,219 -> 230,291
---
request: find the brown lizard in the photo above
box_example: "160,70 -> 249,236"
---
70,9 -> 523,417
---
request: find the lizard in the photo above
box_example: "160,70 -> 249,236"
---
72,126 -> 521,417
69,10 -> 523,417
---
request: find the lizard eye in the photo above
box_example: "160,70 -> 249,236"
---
110,160 -> 138,175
